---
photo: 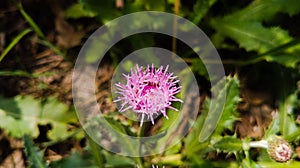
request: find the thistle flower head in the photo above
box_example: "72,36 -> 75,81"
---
267,136 -> 293,162
113,64 -> 182,126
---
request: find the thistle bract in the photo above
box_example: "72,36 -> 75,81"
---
267,136 -> 293,162
114,64 -> 182,126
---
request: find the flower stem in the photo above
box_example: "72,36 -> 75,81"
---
248,139 -> 269,149
137,123 -> 145,168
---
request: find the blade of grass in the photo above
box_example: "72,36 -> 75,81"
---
87,136 -> 105,168
17,2 -> 65,58
37,39 -> 66,59
0,28 -> 32,62
0,70 -> 55,78
23,135 -> 48,168
0,70 -> 34,77
17,2 -> 45,39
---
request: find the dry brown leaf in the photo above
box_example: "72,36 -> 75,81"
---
55,13 -> 85,48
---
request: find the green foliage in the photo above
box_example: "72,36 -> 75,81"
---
224,0 -> 300,21
213,75 -> 240,134
213,136 -> 243,153
184,97 -> 212,158
17,2 -> 64,57
199,75 -> 240,141
191,0 -> 217,24
79,0 -> 122,23
241,158 -> 261,168
4,0 -> 300,167
0,28 -> 32,62
87,136 -> 105,168
211,0 -> 300,68
191,58 -> 209,80
212,20 -> 291,53
0,70 -> 35,77
184,75 -> 240,162
278,92 -> 300,138
0,95 -> 77,140
65,3 -> 96,19
85,115 -> 140,158
151,154 -> 183,166
102,151 -> 136,167
49,137 -> 136,168
264,111 -> 281,138
256,162 -> 300,168
77,0 -> 171,23
17,2 -> 45,38
49,152 -> 97,168
23,135 -> 48,168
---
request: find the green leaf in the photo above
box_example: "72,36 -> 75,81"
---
228,0 -> 281,22
79,0 -> 121,23
191,58 -> 209,80
0,95 -> 22,119
191,0 -> 217,24
103,151 -> 136,167
142,0 -> 165,11
86,115 -> 139,156
0,95 -> 77,140
65,3 -> 96,19
264,112 -> 280,138
87,137 -> 105,168
199,75 -> 240,141
279,0 -> 300,16
151,154 -> 183,166
279,93 -> 299,138
257,161 -> 300,168
241,158 -> 261,168
0,110 -> 24,137
164,140 -> 182,155
213,136 -> 243,153
49,152 -> 97,168
214,75 -> 240,134
210,0 -> 300,68
211,20 -> 291,53
156,68 -> 195,155
183,99 -> 212,158
27,96 -> 77,140
0,28 -> 32,62
219,0 -> 300,22
127,34 -> 158,63
257,148 -> 273,162
84,30 -> 114,63
23,135 -> 47,168
0,95 -> 40,137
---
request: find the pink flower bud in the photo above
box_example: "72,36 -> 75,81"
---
267,136 -> 293,162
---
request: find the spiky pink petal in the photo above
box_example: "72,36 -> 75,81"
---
114,64 -> 182,126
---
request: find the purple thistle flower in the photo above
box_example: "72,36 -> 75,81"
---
113,64 -> 183,126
